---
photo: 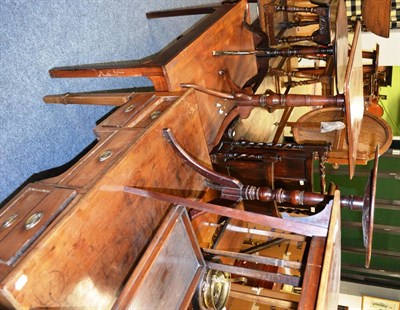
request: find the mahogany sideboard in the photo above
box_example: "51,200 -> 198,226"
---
0,88 -> 343,309
0,89 -> 210,308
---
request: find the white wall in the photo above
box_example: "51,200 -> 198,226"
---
361,29 -> 400,66
338,281 -> 400,309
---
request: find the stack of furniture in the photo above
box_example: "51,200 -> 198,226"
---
0,0 -> 393,309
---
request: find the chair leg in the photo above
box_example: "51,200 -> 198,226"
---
146,0 -> 239,19
43,91 -> 136,106
266,2 -> 331,45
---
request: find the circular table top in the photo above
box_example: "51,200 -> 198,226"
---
292,107 -> 392,166
333,0 -> 349,94
344,21 -> 364,179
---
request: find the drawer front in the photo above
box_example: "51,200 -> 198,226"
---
58,129 -> 142,189
0,186 -> 77,265
0,185 -> 49,241
125,96 -> 177,129
98,93 -> 156,128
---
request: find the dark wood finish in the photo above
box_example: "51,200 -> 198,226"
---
202,248 -> 303,269
211,138 -> 330,194
145,1 -> 239,18
363,146 -> 379,268
3,89 -> 344,309
265,0 -> 340,46
163,126 -> 379,272
215,0 -> 349,92
197,191 -> 343,309
126,187 -> 341,309
213,44 -> 335,58
298,236 -> 326,309
182,82 -> 345,112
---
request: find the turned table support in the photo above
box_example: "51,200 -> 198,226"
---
181,83 -> 344,112
163,128 -> 378,267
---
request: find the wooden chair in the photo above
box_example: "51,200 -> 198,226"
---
211,135 -> 331,194
268,54 -> 335,95
263,0 -> 340,46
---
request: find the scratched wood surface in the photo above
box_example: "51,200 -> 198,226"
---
0,90 -> 211,308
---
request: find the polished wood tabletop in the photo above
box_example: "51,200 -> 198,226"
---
333,0 -> 349,94
316,190 -> 341,309
344,21 -> 364,179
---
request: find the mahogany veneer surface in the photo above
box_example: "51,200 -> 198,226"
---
0,90 -> 210,308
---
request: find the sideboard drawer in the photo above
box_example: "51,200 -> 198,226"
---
98,93 -> 155,128
125,95 -> 177,129
96,92 -> 181,131
0,185 -> 77,266
57,129 -> 142,189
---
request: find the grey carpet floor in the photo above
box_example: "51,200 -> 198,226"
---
0,0 -> 206,203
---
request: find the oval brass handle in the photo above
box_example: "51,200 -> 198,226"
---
124,104 -> 135,113
150,110 -> 161,120
25,212 -> 43,230
2,213 -> 18,229
99,150 -> 112,162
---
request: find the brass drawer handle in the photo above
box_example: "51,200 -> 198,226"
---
2,213 -> 18,229
25,212 -> 43,230
99,150 -> 112,162
150,110 -> 161,120
124,104 -> 135,113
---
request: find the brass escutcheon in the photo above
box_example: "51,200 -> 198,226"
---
25,212 -> 43,230
99,150 -> 112,162
2,213 -> 18,229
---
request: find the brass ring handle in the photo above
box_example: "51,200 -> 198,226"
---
124,104 -> 135,113
99,150 -> 113,162
150,110 -> 161,120
25,212 -> 43,230
2,213 -> 18,229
